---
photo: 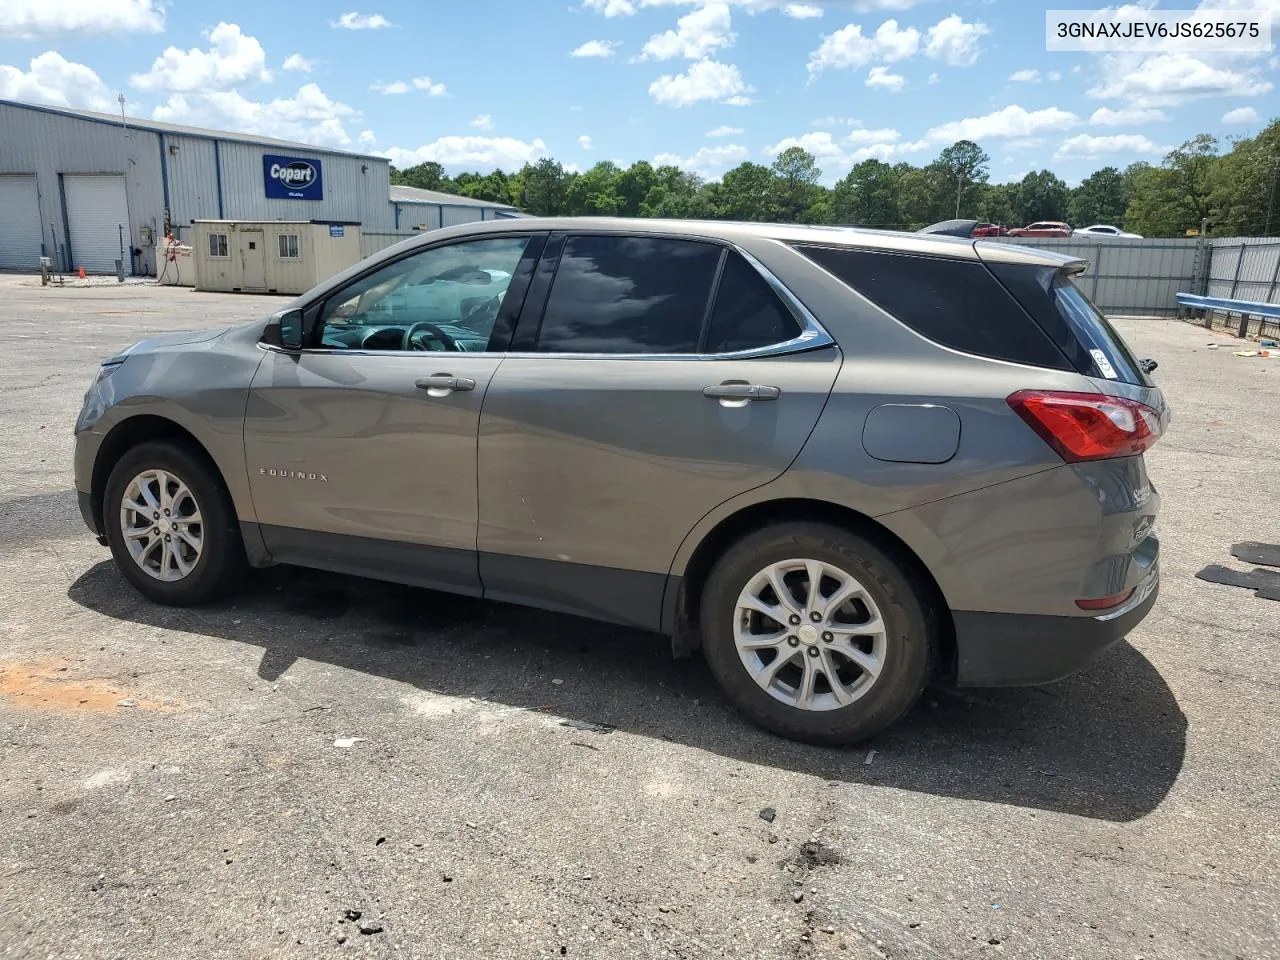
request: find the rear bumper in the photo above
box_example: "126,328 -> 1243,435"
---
953,566 -> 1159,686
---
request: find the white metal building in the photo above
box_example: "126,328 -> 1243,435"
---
190,220 -> 363,295
0,98 -> 522,276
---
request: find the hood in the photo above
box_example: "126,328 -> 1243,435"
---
105,325 -> 234,364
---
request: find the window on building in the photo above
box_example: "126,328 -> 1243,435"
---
208,233 -> 228,258
278,234 -> 300,259
534,235 -> 721,354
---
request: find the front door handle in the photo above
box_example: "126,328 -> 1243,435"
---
415,374 -> 476,397
703,382 -> 781,405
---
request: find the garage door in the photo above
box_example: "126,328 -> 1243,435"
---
64,174 -> 130,274
0,175 -> 43,271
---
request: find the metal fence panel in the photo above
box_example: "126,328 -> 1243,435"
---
989,237 -> 1201,315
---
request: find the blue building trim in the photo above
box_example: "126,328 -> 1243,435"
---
394,202 -> 401,230
213,141 -> 225,218
158,133 -> 171,216
56,173 -> 73,272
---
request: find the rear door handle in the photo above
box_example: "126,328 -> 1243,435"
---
415,374 -> 476,396
702,382 -> 781,402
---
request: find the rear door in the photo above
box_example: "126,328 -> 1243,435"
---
475,232 -> 842,629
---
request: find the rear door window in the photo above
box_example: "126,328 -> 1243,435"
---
703,251 -> 802,353
533,235 -> 720,354
796,245 -> 1072,370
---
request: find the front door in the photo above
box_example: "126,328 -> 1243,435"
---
243,233 -> 539,594
476,234 -> 841,628
239,231 -> 266,290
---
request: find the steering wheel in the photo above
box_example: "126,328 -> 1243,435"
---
402,320 -> 457,352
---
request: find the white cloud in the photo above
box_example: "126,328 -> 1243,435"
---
783,3 -> 823,17
846,127 -> 900,144
639,3 -> 735,61
582,0 -> 635,15
1088,52 -> 1271,106
372,76 -> 447,96
873,19 -> 920,62
0,50 -> 115,110
153,83 -> 361,148
806,17 -> 938,74
470,113 -> 494,130
1047,70 -> 1062,82
578,134 -> 593,149
924,104 -> 1080,144
571,39 -> 620,58
765,131 -> 851,161
1090,106 -> 1167,126
866,65 -> 904,91
384,135 -> 548,171
1054,134 -> 1167,159
653,142 -> 749,176
723,94 -> 754,105
648,58 -> 751,106
923,15 -> 988,66
1009,69 -> 1040,83
926,71 -> 939,84
330,11 -> 392,29
0,0 -> 163,38
357,130 -> 376,147
131,22 -> 270,93
282,54 -> 314,73
707,124 -> 744,136
1222,105 -> 1260,124
812,115 -> 859,126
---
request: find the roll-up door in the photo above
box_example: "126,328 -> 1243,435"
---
0,175 -> 43,271
64,174 -> 130,274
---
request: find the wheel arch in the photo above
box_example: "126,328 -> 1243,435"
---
664,497 -> 955,677
90,415 -> 231,536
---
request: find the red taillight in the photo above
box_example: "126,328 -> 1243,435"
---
1007,390 -> 1162,463
1076,588 -> 1135,611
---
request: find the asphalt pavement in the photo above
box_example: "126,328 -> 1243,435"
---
0,276 -> 1276,959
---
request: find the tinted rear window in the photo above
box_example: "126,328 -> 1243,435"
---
535,235 -> 720,354
704,251 -> 802,353
987,263 -> 1149,386
796,245 -> 1072,370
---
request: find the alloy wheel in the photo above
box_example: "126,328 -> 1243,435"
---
118,469 -> 204,582
733,558 -> 887,711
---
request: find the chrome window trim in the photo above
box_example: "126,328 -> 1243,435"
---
266,238 -> 836,361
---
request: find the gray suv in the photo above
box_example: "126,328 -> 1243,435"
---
74,219 -> 1165,744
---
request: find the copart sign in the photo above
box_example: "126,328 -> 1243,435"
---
263,155 -> 324,200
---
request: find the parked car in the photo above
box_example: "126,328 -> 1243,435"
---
1074,224 -> 1143,239
1007,221 -> 1073,238
971,222 -> 1008,237
74,219 -> 1166,745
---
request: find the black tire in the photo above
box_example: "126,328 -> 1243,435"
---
103,440 -> 247,605
700,522 -> 935,745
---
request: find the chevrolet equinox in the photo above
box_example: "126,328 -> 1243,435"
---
74,219 -> 1165,744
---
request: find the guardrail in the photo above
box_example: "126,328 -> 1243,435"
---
1176,292 -> 1280,339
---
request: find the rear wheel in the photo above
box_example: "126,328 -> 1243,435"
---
103,441 -> 246,605
700,522 -> 934,745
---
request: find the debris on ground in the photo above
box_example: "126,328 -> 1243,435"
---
116,698 -> 138,708
358,920 -> 384,935
864,749 -> 877,765
558,718 -> 615,734
333,737 -> 366,748
792,890 -> 804,903
1231,542 -> 1280,567
759,807 -> 776,823
343,909 -> 362,921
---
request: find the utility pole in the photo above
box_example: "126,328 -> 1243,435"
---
955,175 -> 964,219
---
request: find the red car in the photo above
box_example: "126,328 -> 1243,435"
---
971,222 -> 1008,237
1007,221 -> 1072,238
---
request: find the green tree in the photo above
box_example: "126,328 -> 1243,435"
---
564,161 -> 622,216
770,147 -> 822,222
518,158 -> 570,215
1125,135 -> 1219,237
639,166 -> 711,218
390,160 -> 447,191
897,163 -> 952,228
830,159 -> 901,227
1014,170 -> 1069,224
1209,120 -> 1280,235
934,140 -> 990,218
615,161 -> 657,217
716,162 -> 777,221
1068,166 -> 1130,227
977,182 -> 1018,227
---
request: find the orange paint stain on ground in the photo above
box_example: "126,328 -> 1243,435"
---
0,661 -> 177,713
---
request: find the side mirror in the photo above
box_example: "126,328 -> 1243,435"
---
279,309 -> 304,349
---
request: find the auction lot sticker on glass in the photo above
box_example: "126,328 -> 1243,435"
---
1047,9 -> 1271,52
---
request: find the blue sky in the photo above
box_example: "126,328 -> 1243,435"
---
1,0 -> 1277,186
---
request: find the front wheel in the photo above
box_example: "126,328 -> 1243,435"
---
103,441 -> 246,605
700,522 -> 935,745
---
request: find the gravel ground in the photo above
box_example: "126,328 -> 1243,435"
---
0,276 -> 1277,960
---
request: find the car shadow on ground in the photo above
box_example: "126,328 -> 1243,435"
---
67,560 -> 1186,823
